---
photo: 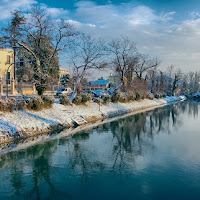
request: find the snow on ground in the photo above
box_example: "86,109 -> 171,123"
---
0,96 -> 185,138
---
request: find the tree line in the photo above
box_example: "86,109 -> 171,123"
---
0,6 -> 199,101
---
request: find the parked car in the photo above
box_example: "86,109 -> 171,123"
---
56,87 -> 72,96
193,92 -> 200,100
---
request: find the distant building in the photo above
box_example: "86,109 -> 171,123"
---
59,69 -> 69,79
108,73 -> 120,87
83,79 -> 110,91
0,48 -> 14,83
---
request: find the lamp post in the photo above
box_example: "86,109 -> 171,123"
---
6,60 -> 35,98
12,46 -> 23,80
99,94 -> 101,112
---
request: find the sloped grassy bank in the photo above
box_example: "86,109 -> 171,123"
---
0,96 -> 185,146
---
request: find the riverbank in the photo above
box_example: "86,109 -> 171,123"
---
0,96 -> 185,145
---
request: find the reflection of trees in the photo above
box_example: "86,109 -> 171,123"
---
0,140 -> 58,199
104,104 -> 183,172
66,131 -> 105,182
109,114 -> 154,172
188,100 -> 199,118
26,141 -> 57,200
10,164 -> 25,198
0,101 -> 199,196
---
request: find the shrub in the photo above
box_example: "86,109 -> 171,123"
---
147,92 -> 154,100
0,95 -> 55,113
43,96 -> 55,108
60,95 -> 70,105
72,96 -> 82,104
102,95 -> 111,104
16,100 -> 26,110
154,93 -> 160,99
81,93 -> 91,103
0,99 -> 17,112
111,92 -> 120,102
160,92 -> 166,98
6,98 -> 16,112
0,99 -> 7,112
25,95 -> 44,110
154,92 -> 166,99
119,93 -> 128,102
127,92 -> 136,101
35,84 -> 47,96
111,92 -> 130,103
135,93 -> 141,101
71,93 -> 92,105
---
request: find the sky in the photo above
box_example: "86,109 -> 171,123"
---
0,0 -> 200,74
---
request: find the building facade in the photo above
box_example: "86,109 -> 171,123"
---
0,48 -> 14,83
59,69 -> 69,79
83,80 -> 111,91
108,73 -> 120,87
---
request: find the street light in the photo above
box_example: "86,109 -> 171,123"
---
6,59 -> 35,97
12,46 -> 24,80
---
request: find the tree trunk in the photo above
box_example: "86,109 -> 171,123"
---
70,76 -> 81,102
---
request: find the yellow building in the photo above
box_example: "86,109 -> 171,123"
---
59,68 -> 69,79
0,48 -> 14,83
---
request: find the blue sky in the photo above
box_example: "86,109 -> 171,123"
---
1,0 -> 200,73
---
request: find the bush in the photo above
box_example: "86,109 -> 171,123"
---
25,95 -> 44,110
127,92 -> 136,101
16,99 -> 26,110
43,96 -> 55,108
154,93 -> 160,99
0,99 -> 17,112
111,92 -> 120,102
72,96 -> 82,104
135,93 -> 141,101
60,95 -> 70,105
0,95 -> 55,113
147,92 -> 154,100
160,92 -> 166,98
71,93 -> 92,105
154,92 -> 166,99
102,95 -> 111,104
119,93 -> 128,102
0,99 -> 7,112
6,99 -> 16,112
111,92 -> 130,103
81,93 -> 91,103
153,92 -> 165,99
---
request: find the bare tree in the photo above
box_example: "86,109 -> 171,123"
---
107,36 -> 137,91
133,53 -> 160,79
166,66 -> 182,95
0,7 -> 76,95
68,33 -> 106,102
147,69 -> 157,93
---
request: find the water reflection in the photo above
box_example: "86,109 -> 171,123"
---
0,101 -> 200,199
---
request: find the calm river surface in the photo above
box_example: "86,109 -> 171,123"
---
0,101 -> 200,200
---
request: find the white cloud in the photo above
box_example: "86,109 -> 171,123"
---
1,0 -> 200,72
0,0 -> 70,21
70,1 -> 200,72
0,0 -> 37,20
128,6 -> 158,25
40,3 -> 69,18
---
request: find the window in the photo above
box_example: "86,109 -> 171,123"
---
7,55 -> 11,64
20,58 -> 24,66
7,72 -> 10,84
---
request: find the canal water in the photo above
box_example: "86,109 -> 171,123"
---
0,101 -> 200,200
